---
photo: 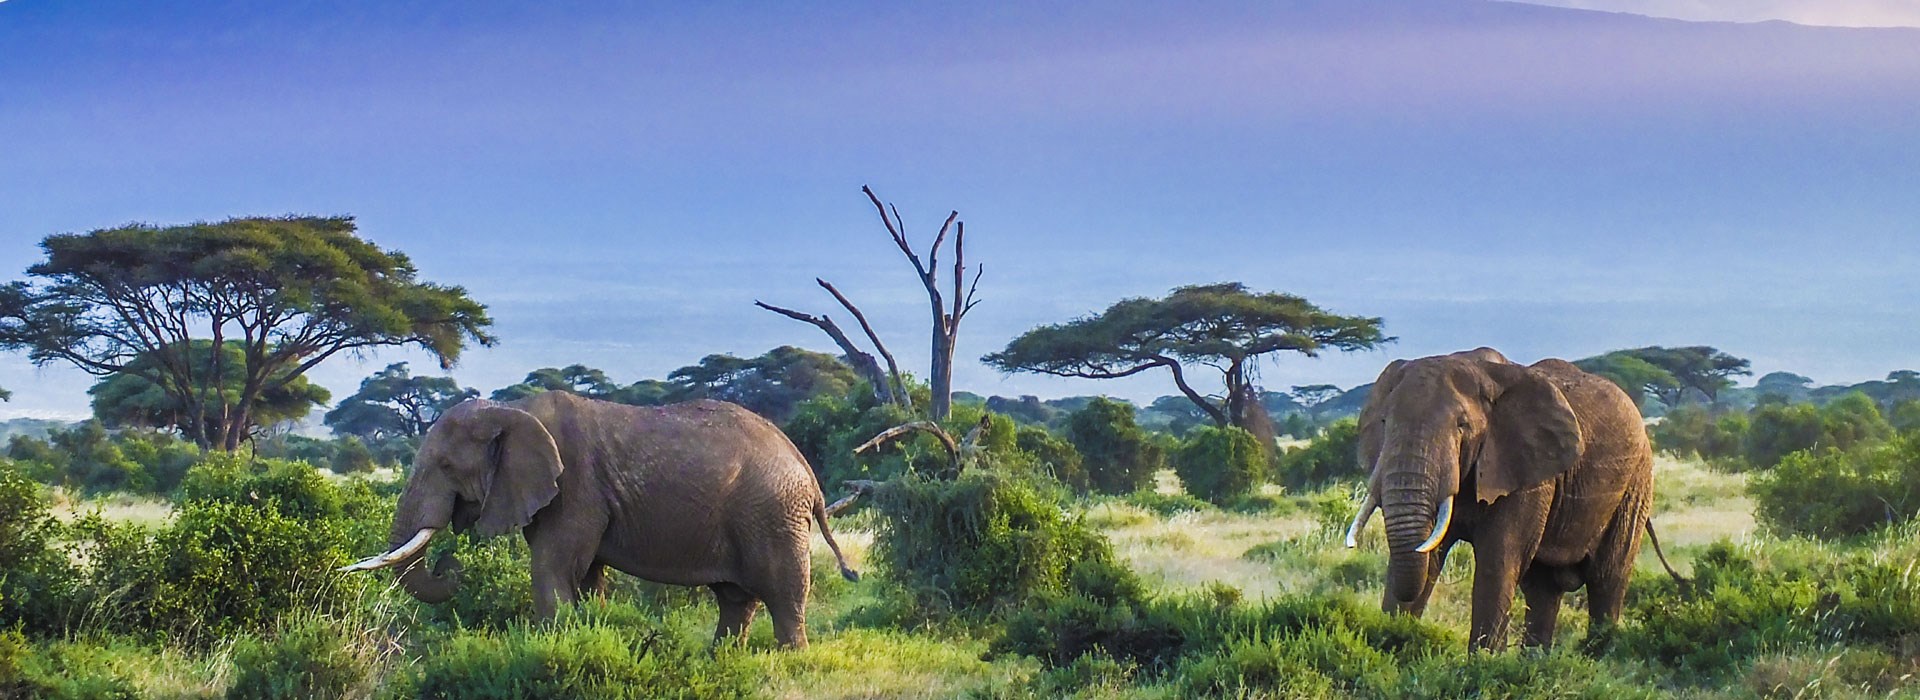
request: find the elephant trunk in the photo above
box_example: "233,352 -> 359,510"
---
394,548 -> 463,604
1380,466 -> 1442,611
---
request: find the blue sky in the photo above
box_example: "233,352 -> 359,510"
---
2,0 -> 1917,420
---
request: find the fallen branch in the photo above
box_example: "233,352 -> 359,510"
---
825,479 -> 880,517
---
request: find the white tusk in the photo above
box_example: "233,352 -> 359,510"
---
1344,492 -> 1378,549
1415,498 -> 1453,553
336,528 -> 437,573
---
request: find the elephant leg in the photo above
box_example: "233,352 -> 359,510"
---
1519,567 -> 1565,648
1469,490 -> 1552,652
762,592 -> 809,649
580,562 -> 609,598
709,582 -> 761,644
1582,493 -> 1651,641
525,525 -> 599,619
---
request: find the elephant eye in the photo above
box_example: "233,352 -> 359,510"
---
1456,416 -> 1471,431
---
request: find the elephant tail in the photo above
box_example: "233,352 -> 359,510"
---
814,495 -> 861,582
1644,520 -> 1688,588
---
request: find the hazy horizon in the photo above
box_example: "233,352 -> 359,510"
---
3,0 -> 1916,421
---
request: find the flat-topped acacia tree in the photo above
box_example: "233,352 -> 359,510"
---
0,215 -> 494,451
984,283 -> 1388,450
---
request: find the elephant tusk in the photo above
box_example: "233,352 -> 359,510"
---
1344,492 -> 1378,549
1415,498 -> 1453,553
336,528 -> 438,573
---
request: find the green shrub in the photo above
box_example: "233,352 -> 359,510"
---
422,535 -> 539,631
1750,434 -> 1920,539
401,605 -> 758,700
226,615 -> 380,700
178,455 -> 345,521
1651,404 -> 1748,464
1274,417 -> 1361,490
1171,425 -> 1265,506
1618,541 -> 1920,680
996,589 -> 1451,677
1743,403 -> 1825,469
65,499 -> 350,642
1064,398 -> 1163,495
1015,427 -> 1086,493
870,472 -> 1130,616
0,635 -> 142,700
0,461 -> 78,635
1891,399 -> 1920,435
1820,392 -> 1893,453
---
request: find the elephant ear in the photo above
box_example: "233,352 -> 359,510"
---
1356,359 -> 1409,476
470,405 -> 565,538
1475,363 -> 1582,504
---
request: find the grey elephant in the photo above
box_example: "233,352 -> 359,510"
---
1344,348 -> 1663,651
339,392 -> 858,648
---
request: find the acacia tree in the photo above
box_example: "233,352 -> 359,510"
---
324,362 -> 478,441
90,340 -> 331,437
757,186 -> 981,421
0,216 -> 495,450
984,283 -> 1388,444
1623,346 -> 1749,407
1573,352 -> 1680,410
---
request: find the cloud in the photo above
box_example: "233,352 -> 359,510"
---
1507,0 -> 1920,27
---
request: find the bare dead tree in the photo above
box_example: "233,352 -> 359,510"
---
756,185 -> 981,420
862,185 -> 981,421
754,280 -> 906,408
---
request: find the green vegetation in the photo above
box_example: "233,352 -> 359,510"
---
985,283 -> 1389,447
1170,425 -> 1265,505
0,216 -> 495,450
1065,398 -> 1165,496
1275,417 -> 1362,490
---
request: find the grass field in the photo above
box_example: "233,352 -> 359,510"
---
19,456 -> 1917,699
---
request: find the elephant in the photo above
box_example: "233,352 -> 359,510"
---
338,391 -> 859,648
1344,347 -> 1664,651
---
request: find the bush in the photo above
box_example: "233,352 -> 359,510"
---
1750,434 -> 1920,539
1892,399 -> 1920,434
401,604 -> 758,700
0,462 -> 78,636
1064,398 -> 1163,496
61,463 -> 355,642
226,615 -> 381,700
1743,403 -> 1825,470
1171,425 -> 1265,505
1651,404 -> 1748,463
1014,427 -> 1086,493
1274,417 -> 1361,490
996,590 -> 1451,679
1820,392 -> 1893,453
870,472 -> 1131,616
1619,541 -> 1920,680
179,455 -> 346,521
422,535 -> 539,631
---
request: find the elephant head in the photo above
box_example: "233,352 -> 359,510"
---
337,398 -> 564,603
1345,348 -> 1582,612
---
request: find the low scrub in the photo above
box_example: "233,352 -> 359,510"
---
1170,425 -> 1265,506
1749,433 -> 1920,539
1618,541 -> 1920,680
870,472 -> 1135,617
1274,418 -> 1361,490
399,604 -> 758,700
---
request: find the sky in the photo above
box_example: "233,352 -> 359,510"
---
1,0 -> 1917,421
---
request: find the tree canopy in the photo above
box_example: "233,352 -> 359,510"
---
0,216 -> 494,450
983,283 -> 1388,438
1576,346 -> 1749,409
323,362 -> 478,441
488,347 -> 858,423
89,340 -> 330,438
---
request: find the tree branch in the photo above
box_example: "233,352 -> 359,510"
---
815,279 -> 910,409
753,299 -> 895,405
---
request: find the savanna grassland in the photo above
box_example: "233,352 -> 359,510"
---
5,436 -> 1917,699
